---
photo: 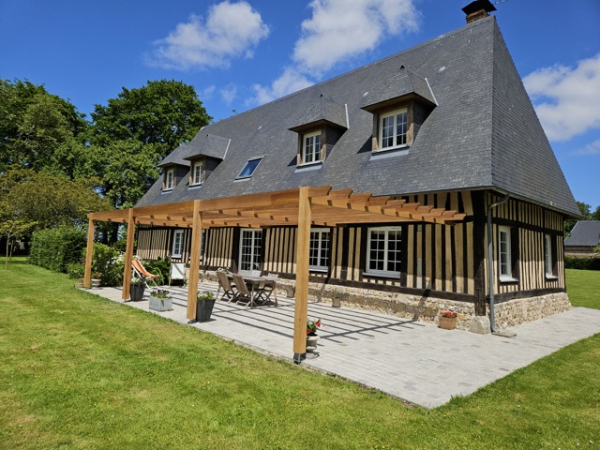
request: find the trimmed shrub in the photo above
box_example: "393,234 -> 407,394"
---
29,226 -> 87,273
565,256 -> 600,271
66,262 -> 85,279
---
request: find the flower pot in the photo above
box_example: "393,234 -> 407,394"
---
149,296 -> 173,312
306,335 -> 319,352
130,284 -> 145,302
439,316 -> 457,330
91,278 -> 101,288
196,299 -> 216,322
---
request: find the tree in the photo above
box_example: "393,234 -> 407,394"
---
0,79 -> 88,176
0,200 -> 36,268
90,79 -> 211,158
0,168 -> 111,230
565,201 -> 593,235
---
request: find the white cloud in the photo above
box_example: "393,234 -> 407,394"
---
293,0 -> 420,75
252,67 -> 314,105
574,138 -> 600,155
524,53 -> 600,142
248,0 -> 419,106
220,85 -> 238,104
202,85 -> 216,99
147,1 -> 269,70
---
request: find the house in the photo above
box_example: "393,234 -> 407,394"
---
85,1 -> 579,358
565,221 -> 600,256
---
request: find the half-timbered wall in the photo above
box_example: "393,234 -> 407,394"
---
135,190 -> 566,302
486,194 -> 566,297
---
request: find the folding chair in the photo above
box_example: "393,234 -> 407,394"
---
232,274 -> 253,307
256,273 -> 278,306
216,271 -> 238,302
132,259 -> 159,288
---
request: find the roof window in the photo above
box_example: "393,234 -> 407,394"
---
237,157 -> 263,179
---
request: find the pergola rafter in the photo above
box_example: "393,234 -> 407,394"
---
84,185 -> 465,361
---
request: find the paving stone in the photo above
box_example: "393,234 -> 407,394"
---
87,284 -> 600,408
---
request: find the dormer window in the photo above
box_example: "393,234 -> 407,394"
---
301,131 -> 322,165
164,168 -> 175,191
191,160 -> 204,186
237,157 -> 262,179
379,107 -> 408,150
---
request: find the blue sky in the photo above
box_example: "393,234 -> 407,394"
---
1,0 -> 599,209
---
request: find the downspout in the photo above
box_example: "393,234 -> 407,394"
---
487,193 -> 510,332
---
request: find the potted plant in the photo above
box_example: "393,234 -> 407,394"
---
196,291 -> 216,322
439,310 -> 458,330
306,318 -> 321,352
149,288 -> 172,312
130,277 -> 146,302
91,271 -> 102,288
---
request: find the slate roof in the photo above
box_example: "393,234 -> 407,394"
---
158,133 -> 230,167
136,16 -> 579,217
565,221 -> 600,247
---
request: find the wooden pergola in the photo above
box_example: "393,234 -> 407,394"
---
84,185 -> 465,361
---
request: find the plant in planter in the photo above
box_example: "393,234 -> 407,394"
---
196,291 -> 216,322
306,318 -> 321,352
91,271 -> 102,288
149,288 -> 173,312
130,277 -> 146,302
439,310 -> 458,330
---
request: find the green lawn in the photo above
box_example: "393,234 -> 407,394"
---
1,258 -> 599,449
567,268 -> 600,309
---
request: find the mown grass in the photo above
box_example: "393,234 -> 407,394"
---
1,258 -> 599,449
567,268 -> 600,309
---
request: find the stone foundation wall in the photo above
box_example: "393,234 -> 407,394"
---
493,292 -> 571,329
199,270 -> 571,332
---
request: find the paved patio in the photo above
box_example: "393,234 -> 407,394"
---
86,283 -> 600,408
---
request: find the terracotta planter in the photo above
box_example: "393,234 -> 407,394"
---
439,316 -> 457,330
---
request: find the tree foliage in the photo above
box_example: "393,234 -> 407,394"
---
1,168 -> 111,230
90,79 -> 211,156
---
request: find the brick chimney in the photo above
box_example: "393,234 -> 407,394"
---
462,0 -> 496,23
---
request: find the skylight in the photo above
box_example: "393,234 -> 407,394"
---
237,157 -> 262,179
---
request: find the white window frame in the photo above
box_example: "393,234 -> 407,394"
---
164,168 -> 175,191
498,225 -> 515,282
191,160 -> 204,186
309,228 -> 330,272
365,226 -> 402,278
544,234 -> 557,279
301,131 -> 322,166
239,229 -> 262,272
378,107 -> 408,151
172,230 -> 184,258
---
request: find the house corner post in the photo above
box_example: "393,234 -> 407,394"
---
293,187 -> 311,362
187,200 -> 203,321
122,209 -> 136,301
472,191 -> 487,315
83,218 -> 95,288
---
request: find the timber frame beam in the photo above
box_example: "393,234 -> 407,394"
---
84,185 -> 466,362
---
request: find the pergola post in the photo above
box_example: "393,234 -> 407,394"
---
293,186 -> 311,362
187,200 -> 203,320
83,218 -> 95,288
122,208 -> 136,301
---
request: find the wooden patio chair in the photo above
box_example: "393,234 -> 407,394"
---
256,273 -> 278,306
132,259 -> 159,288
216,271 -> 238,302
232,273 -> 253,307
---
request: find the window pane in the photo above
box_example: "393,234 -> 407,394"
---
396,111 -> 407,146
381,116 -> 394,148
239,158 -> 262,178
